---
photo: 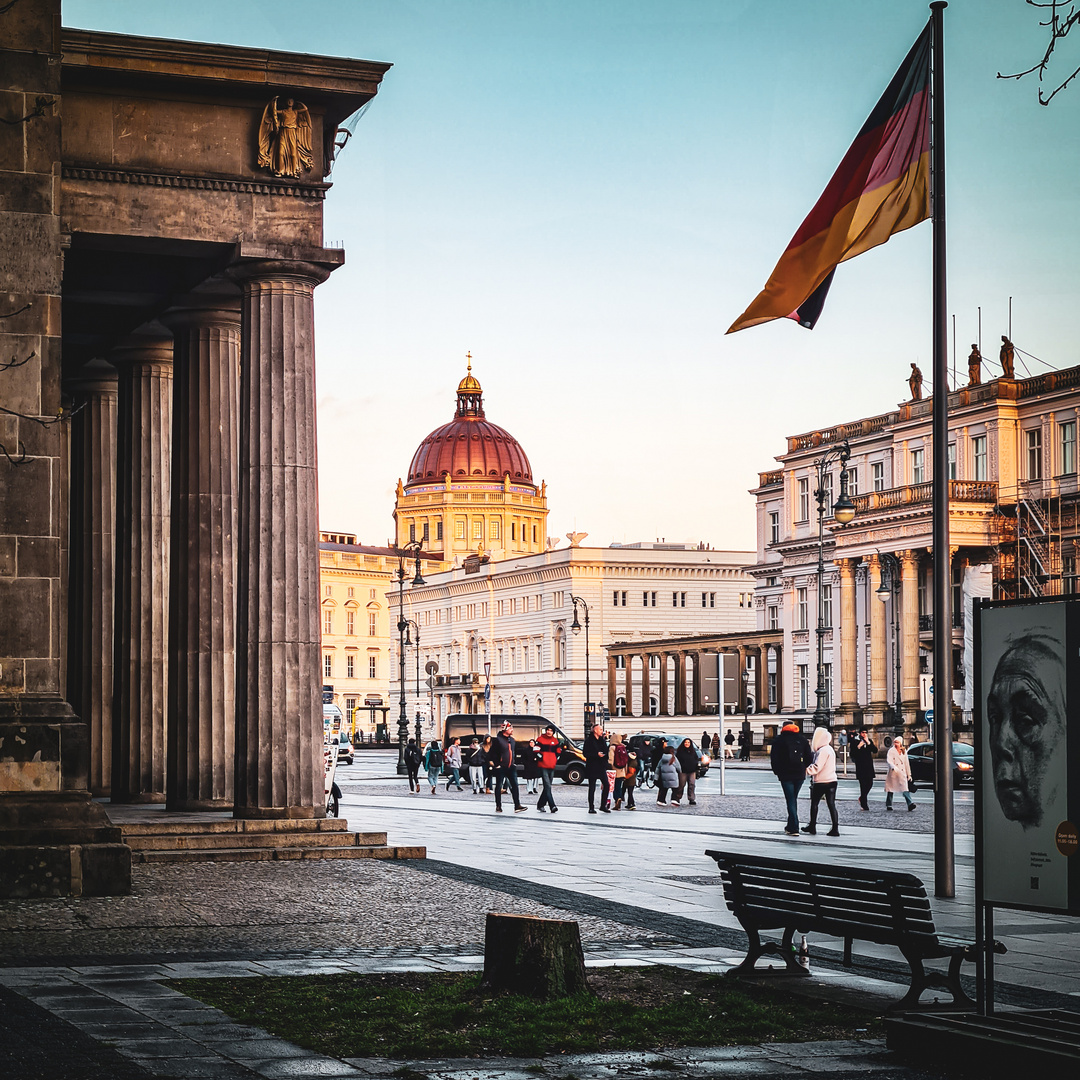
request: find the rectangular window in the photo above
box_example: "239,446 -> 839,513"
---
911,448 -> 925,484
536,644 -> 542,670
510,648 -> 516,672
347,587 -> 354,598
368,612 -> 377,636
324,654 -> 332,678
1064,553 -> 1077,594
369,655 -> 376,679
702,592 -> 715,608
345,696 -> 356,715
797,664 -> 809,710
499,648 -> 505,673
422,522 -> 429,541
323,609 -> 333,635
324,585 -> 332,597
766,575 -> 778,587
524,647 -> 530,672
768,511 -> 780,545
455,519 -> 465,540
553,591 -> 564,608
680,592 -> 686,608
511,523 -> 516,541
797,587 -> 808,631
797,478 -> 810,522
872,461 -> 885,491
496,599 -> 504,616
346,611 -> 355,635
481,602 -> 488,617
472,519 -> 483,540
436,521 -> 443,541
346,654 -> 355,678
1061,421 -> 1077,476
533,525 -> 538,543
768,671 -> 777,706
615,655 -> 625,669
823,663 -> 832,709
466,603 -> 475,619
491,519 -> 500,540
509,598 -> 517,615
409,523 -> 416,542
973,435 -> 988,481
846,466 -> 858,496
768,605 -> 779,630
948,442 -> 957,480
1026,428 -> 1042,479
822,582 -> 833,628
821,472 -> 833,513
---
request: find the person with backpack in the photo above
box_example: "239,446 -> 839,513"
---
622,736 -> 639,810
404,737 -> 422,794
423,739 -> 443,794
610,733 -> 629,810
444,736 -> 464,791
770,721 -> 812,835
535,724 -> 560,813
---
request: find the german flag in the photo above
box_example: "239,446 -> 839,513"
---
728,23 -> 931,334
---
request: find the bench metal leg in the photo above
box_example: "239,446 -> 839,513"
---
730,924 -> 808,978
843,936 -> 853,967
893,951 -> 976,1012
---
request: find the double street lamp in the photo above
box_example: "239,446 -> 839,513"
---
394,540 -> 425,775
812,440 -> 856,727
403,618 -> 421,746
570,594 -> 591,737
875,552 -> 904,728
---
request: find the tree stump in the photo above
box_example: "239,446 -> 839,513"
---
480,913 -> 592,999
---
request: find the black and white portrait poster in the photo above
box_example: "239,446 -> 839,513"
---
978,598 -> 1079,913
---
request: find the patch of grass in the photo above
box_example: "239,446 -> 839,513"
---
170,967 -> 881,1060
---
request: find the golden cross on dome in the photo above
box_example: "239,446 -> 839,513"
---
465,351 -> 472,374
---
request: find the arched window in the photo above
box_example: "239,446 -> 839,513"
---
554,625 -> 566,671
523,697 -> 529,714
649,696 -> 659,717
469,635 -> 479,673
556,696 -> 563,726
510,698 -> 516,714
536,697 -> 542,716
615,696 -> 626,717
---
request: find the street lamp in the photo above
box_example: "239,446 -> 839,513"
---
876,552 -> 904,729
484,659 -> 492,735
394,540 -> 425,775
570,594 -> 591,737
404,618 -> 421,746
812,440 -> 856,727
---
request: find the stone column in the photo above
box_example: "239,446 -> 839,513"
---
641,654 -> 651,717
623,655 -> 633,717
162,298 -> 241,810
231,260 -> 331,818
110,331 -> 172,804
900,550 -> 921,721
67,359 -> 119,797
753,647 -> 766,714
691,652 -> 703,714
674,653 -> 687,715
774,645 -> 783,711
838,558 -> 858,715
606,655 -> 617,715
867,554 -> 888,712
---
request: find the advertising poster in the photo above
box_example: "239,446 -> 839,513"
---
978,598 -> 1079,913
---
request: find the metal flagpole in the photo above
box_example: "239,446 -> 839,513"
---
930,0 -> 954,898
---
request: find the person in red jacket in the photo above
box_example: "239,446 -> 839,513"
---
535,725 -> 561,813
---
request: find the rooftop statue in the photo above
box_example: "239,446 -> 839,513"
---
1000,335 -> 1015,380
257,97 -> 313,178
908,362 -> 923,400
968,344 -> 982,387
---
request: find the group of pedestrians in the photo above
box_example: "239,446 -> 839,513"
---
700,729 -> 745,761
769,723 -> 917,836
651,736 -> 700,807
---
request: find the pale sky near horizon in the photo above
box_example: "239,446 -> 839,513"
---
66,0 -> 1080,552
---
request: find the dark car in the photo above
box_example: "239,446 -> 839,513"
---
907,741 -> 974,789
442,714 -> 587,784
626,732 -> 711,779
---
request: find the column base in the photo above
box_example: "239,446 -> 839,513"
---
233,805 -> 319,820
167,797 -> 235,812
0,792 -> 131,898
110,792 -> 167,805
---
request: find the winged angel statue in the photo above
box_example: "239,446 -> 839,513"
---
257,97 -> 314,178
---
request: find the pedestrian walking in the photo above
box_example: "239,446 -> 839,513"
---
701,731 -> 712,757
404,737 -> 422,793
491,722 -> 527,813
522,739 -> 542,794
713,731 -> 722,760
467,738 -> 485,793
584,723 -> 610,814
423,739 -> 443,794
739,728 -> 752,761
444,737 -> 464,791
609,733 -> 628,809
674,737 -> 700,806
850,728 -> 877,810
479,735 -> 494,793
654,742 -> 679,805
724,729 -> 735,759
885,735 -> 916,812
803,727 -> 840,836
535,724 -> 560,813
770,721 -> 812,836
622,736 -> 638,809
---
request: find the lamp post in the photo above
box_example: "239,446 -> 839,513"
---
570,594 -> 591,738
484,660 -> 492,735
404,618 -> 421,746
875,552 -> 904,729
812,440 -> 856,727
394,540 -> 425,775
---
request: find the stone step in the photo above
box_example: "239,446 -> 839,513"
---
131,844 -> 426,864
123,829 -> 390,852
118,818 -> 349,837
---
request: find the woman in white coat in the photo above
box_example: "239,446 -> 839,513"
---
802,726 -> 840,836
885,735 -> 916,811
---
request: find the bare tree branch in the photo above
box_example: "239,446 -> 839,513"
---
998,0 -> 1080,104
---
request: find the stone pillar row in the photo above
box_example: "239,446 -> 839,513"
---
70,256 -> 332,817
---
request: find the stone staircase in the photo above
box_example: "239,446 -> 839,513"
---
118,817 -> 425,864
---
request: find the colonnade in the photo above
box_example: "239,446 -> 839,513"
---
64,255 -> 335,818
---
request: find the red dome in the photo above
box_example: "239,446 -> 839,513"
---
406,372 -> 534,485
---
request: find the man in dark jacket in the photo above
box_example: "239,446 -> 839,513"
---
583,723 -> 610,814
770,721 -> 813,836
404,737 -> 422,793
849,728 -> 878,810
490,722 -> 527,813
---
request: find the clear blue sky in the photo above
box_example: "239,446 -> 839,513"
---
65,1 -> 1080,550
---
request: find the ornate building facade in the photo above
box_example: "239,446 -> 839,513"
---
752,365 -> 1080,730
392,362 -> 549,563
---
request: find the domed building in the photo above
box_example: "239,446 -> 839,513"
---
393,360 -> 548,563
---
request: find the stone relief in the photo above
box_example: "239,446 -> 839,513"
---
257,96 -> 313,178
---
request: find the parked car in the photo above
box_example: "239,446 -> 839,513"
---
907,741 -> 974,789
626,732 -> 711,779
441,714 -> 587,784
336,730 -> 354,765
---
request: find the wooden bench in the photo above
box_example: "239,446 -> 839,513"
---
705,849 -> 1005,1011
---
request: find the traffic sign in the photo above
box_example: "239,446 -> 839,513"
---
925,709 -> 934,724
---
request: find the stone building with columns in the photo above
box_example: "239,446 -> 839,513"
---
750,364 -> 1080,731
0,1 -> 391,896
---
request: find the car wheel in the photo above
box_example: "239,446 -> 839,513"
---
326,787 -> 340,818
563,763 -> 584,785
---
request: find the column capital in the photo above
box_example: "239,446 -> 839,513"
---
160,293 -> 241,331
900,549 -> 921,569
226,257 -> 335,289
865,552 -> 881,568
67,356 -> 118,394
109,327 -> 174,372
